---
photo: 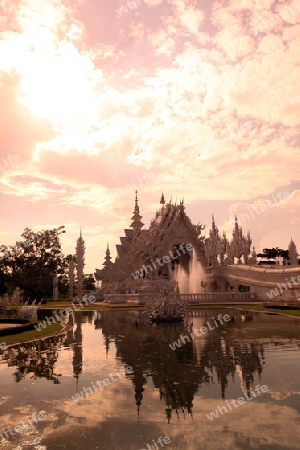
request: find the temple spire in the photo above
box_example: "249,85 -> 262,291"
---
130,191 -> 144,231
234,215 -> 239,231
212,214 -> 217,233
103,244 -> 112,268
160,193 -> 165,205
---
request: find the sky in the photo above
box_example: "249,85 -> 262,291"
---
0,0 -> 299,274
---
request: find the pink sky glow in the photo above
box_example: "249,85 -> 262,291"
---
0,0 -> 299,273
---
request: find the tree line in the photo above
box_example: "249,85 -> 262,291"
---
0,226 -> 95,302
257,247 -> 289,262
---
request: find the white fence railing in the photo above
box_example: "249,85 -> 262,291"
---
178,292 -> 257,303
104,292 -> 257,305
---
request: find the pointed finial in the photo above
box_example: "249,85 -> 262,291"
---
103,244 -> 112,267
134,191 -> 139,212
234,215 -> 239,230
131,191 -> 144,231
160,193 -> 165,205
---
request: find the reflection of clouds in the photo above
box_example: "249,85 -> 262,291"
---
0,407 -> 51,450
31,386 -> 300,450
1,314 -> 300,448
0,395 -> 10,406
270,390 -> 300,401
270,391 -> 289,401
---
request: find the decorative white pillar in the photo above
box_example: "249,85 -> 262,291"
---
76,229 -> 85,301
69,256 -> 75,301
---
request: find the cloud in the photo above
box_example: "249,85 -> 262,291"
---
0,0 -> 299,272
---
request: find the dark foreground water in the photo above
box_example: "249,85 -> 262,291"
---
1,308 -> 300,450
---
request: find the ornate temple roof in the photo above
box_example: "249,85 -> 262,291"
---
95,194 -> 255,283
124,229 -> 135,239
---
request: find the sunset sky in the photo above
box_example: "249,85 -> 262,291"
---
0,0 -> 299,274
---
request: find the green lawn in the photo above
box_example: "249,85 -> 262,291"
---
226,304 -> 300,317
6,302 -> 144,311
6,301 -> 300,316
1,323 -> 63,345
39,303 -> 144,311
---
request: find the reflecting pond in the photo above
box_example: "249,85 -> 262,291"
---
1,308 -> 300,449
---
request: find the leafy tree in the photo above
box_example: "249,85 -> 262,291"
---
83,274 -> 96,291
257,247 -> 289,264
0,226 -> 67,301
58,274 -> 70,298
0,263 -> 9,296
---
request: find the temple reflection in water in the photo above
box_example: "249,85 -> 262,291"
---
93,308 -> 268,422
1,308 -> 300,427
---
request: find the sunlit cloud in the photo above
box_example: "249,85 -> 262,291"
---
0,0 -> 299,271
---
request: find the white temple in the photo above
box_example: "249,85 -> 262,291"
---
94,193 -> 299,303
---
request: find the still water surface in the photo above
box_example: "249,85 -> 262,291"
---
1,308 -> 300,450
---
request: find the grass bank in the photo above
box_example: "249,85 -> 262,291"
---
1,323 -> 63,345
225,303 -> 300,317
5,301 -> 300,319
40,303 -> 144,311
5,302 -> 144,311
